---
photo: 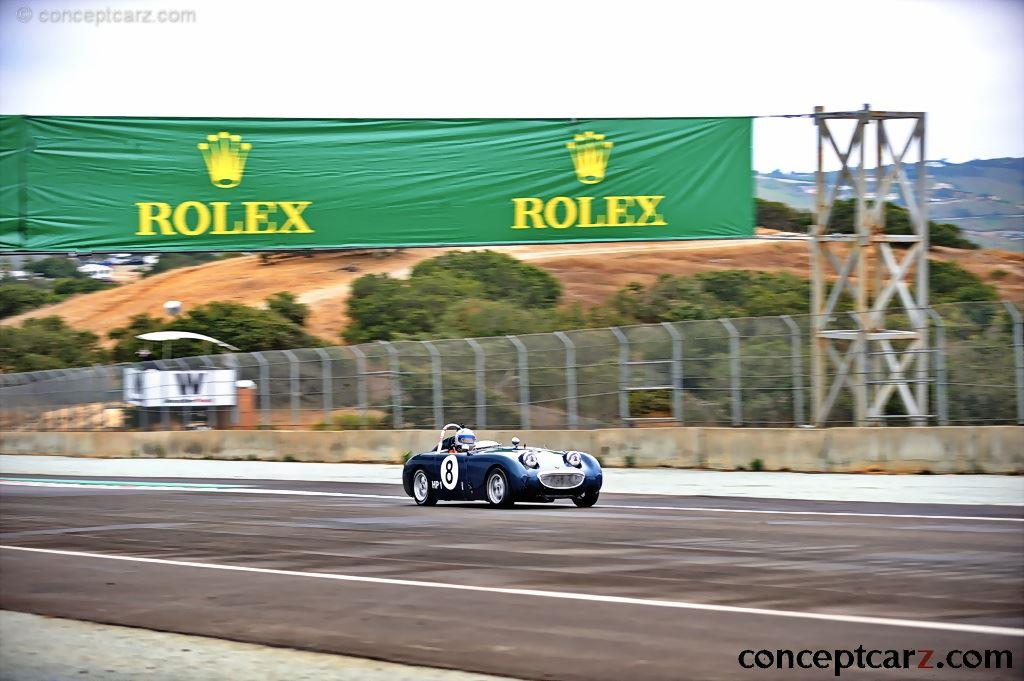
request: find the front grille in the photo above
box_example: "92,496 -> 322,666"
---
539,472 -> 584,489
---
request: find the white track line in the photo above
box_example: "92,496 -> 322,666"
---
600,504 -> 1024,523
0,480 -> 407,500
2,544 -> 1020,637
3,480 -> 1021,523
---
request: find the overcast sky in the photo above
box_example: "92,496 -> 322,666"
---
1,0 -> 1021,171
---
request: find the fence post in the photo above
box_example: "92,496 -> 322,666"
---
924,308 -> 948,426
421,340 -> 443,429
379,341 -> 403,429
44,370 -> 63,431
312,348 -> 333,423
95,366 -> 109,430
719,319 -> 742,426
780,315 -> 805,426
131,363 -> 149,431
49,370 -> 65,429
42,370 -> 57,431
506,335 -> 531,430
554,331 -> 578,429
1004,302 -> 1024,425
31,371 -> 42,430
64,372 -> 75,430
29,371 -> 40,429
154,360 -> 172,429
221,354 -> 240,427
252,352 -> 271,428
281,350 -> 301,427
610,327 -> 630,427
466,338 -> 487,429
173,359 -> 193,430
198,354 -> 217,428
660,322 -> 684,425
349,345 -> 368,414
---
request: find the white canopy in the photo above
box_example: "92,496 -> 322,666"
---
136,331 -> 240,352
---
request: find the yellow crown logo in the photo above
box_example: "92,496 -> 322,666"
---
566,131 -> 613,185
197,131 -> 252,188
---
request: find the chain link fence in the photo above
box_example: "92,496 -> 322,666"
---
1,301 -> 1020,431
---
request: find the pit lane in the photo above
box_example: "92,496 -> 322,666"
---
1,475 -> 1022,680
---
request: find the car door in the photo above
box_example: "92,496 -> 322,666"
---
436,449 -> 471,500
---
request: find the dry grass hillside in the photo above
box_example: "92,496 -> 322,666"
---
4,236 -> 1021,345
540,241 -> 1024,307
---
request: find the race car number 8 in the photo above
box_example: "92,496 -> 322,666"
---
441,453 -> 459,490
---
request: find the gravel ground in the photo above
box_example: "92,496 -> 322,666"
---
2,455 -> 1022,505
0,610 -> 517,681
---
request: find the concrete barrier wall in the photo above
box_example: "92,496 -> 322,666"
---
2,426 -> 1021,474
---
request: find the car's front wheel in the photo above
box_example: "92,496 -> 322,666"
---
572,489 -> 599,508
412,469 -> 436,506
485,468 -> 514,507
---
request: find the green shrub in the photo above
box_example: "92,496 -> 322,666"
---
108,301 -> 325,362
51,277 -> 115,296
26,257 -> 81,279
0,316 -> 107,372
0,283 -> 57,318
266,291 -> 310,326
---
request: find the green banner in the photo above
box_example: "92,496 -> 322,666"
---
0,116 -> 752,253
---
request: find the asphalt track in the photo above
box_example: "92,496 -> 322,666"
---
1,475 -> 1022,680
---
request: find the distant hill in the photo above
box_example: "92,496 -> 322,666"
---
756,157 -> 1023,250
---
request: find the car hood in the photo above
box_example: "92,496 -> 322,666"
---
487,447 -> 580,472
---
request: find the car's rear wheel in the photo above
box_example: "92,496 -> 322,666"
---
485,468 -> 514,507
572,489 -> 599,508
413,469 -> 436,506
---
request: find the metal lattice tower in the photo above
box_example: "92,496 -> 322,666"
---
810,105 -> 929,426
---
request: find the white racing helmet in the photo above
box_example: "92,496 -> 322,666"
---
455,427 -> 477,452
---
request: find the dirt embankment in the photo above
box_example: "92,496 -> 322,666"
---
3,237 -> 1020,344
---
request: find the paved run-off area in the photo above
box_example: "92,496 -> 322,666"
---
0,610 -> 517,681
0,458 -> 1022,680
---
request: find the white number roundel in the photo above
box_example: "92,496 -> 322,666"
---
440,453 -> 459,490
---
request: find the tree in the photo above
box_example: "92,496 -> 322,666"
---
609,270 -> 812,324
410,250 -> 562,309
929,259 -> 998,304
266,291 -> 310,326
828,199 -> 977,249
437,298 -> 546,338
344,251 -> 564,343
106,314 -> 167,360
26,257 -> 81,279
0,283 -> 56,318
344,271 -> 486,343
0,316 -> 106,372
51,277 -> 115,296
755,199 -> 812,231
0,277 -> 116,320
108,302 -> 325,361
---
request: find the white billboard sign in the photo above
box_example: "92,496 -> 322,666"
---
124,368 -> 237,407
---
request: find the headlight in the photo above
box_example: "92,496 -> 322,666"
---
520,451 -> 539,468
565,451 -> 582,468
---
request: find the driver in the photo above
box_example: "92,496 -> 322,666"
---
449,427 -> 477,453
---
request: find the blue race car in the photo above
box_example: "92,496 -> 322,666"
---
402,424 -> 602,507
